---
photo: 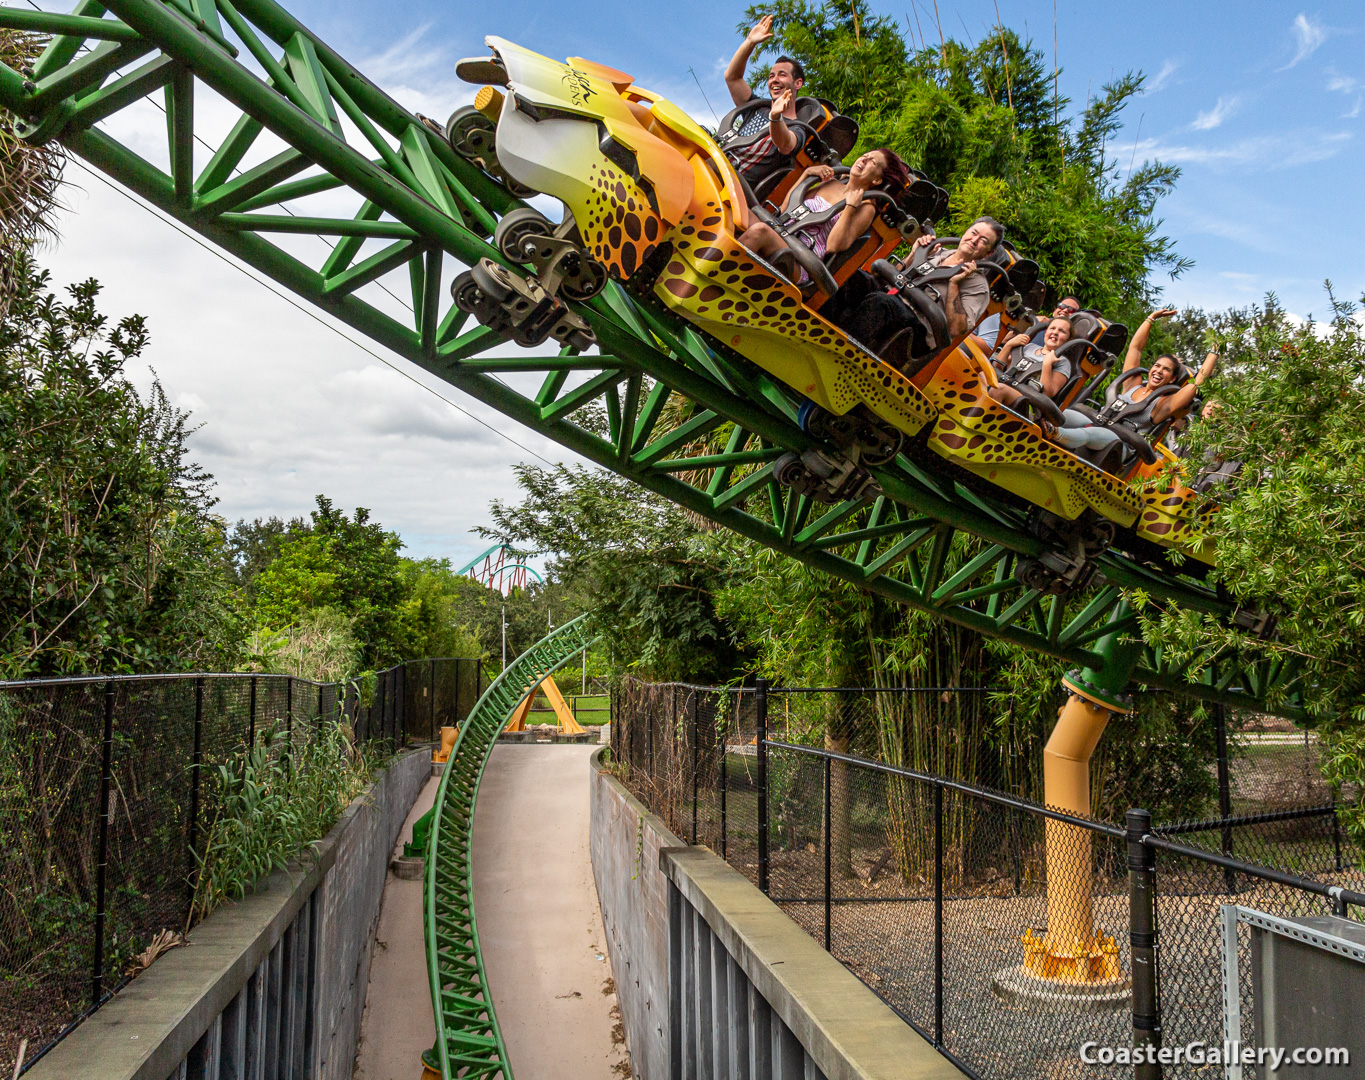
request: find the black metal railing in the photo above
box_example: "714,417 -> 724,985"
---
611,676 -> 1365,1080
0,657 -> 484,1075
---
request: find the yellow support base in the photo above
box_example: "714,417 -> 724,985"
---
505,672 -> 586,734
432,725 -> 458,763
1021,927 -> 1122,984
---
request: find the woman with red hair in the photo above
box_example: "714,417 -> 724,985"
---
738,148 -> 909,279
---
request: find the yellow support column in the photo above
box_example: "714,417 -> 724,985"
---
995,606 -> 1139,1007
1022,690 -> 1123,983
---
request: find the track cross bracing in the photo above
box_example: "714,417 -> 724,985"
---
0,0 -> 1304,717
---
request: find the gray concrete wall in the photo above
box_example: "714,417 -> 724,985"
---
29,747 -> 429,1080
589,749 -> 967,1080
589,748 -> 681,1080
314,747 -> 429,1080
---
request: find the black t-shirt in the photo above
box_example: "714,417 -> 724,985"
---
723,102 -> 797,188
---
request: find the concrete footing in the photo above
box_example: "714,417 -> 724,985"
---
990,966 -> 1131,1011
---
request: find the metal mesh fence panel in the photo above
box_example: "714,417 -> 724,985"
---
612,677 -> 1365,1080
0,657 -> 481,1074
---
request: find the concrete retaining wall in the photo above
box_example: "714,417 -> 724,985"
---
30,747 -> 429,1080
313,747 -> 429,1079
589,750 -> 681,1080
589,748 -> 966,1080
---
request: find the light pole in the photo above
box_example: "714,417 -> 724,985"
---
501,604 -> 507,672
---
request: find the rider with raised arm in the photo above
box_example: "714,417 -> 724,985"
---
721,15 -> 806,189
1052,307 -> 1218,458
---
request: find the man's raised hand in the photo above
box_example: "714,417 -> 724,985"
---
769,88 -> 792,119
747,14 -> 774,47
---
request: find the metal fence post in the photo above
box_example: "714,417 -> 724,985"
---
317,684 -> 324,734
1332,803 -> 1343,872
91,680 -> 115,1006
1128,808 -> 1162,1080
719,693 -> 728,862
1212,703 -> 1237,892
824,754 -> 832,952
934,782 -> 943,1047
430,659 -> 437,742
248,675 -> 257,748
690,692 -> 699,845
756,678 -> 769,896
286,677 -> 294,762
188,677 -> 205,901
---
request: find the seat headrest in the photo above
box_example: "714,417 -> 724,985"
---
819,114 -> 859,157
794,96 -> 830,124
1068,312 -> 1100,341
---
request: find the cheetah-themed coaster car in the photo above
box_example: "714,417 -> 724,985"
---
908,333 -> 1146,588
449,39 -> 940,491
1074,365 -> 1218,568
1125,446 -> 1217,568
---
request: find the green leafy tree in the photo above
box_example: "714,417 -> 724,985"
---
250,496 -> 411,668
0,256 -> 243,676
1138,294 -> 1365,844
739,2 -> 1189,318
479,463 -> 742,681
1,30 -> 63,315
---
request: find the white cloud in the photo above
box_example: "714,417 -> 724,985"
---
1281,13 -> 1327,69
1191,95 -> 1240,131
43,167 -> 585,566
1147,60 -> 1179,93
1133,129 -> 1350,169
1326,74 -> 1363,118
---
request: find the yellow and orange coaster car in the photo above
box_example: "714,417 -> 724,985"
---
911,337 -> 1146,530
1124,446 -> 1217,566
458,38 -> 937,444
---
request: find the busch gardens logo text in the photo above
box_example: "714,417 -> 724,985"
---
561,64 -> 596,108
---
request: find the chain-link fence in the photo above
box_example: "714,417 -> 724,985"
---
0,657 -> 483,1073
611,677 -> 1365,1080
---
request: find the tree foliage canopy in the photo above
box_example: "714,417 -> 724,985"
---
0,257 -> 242,676
740,0 -> 1188,318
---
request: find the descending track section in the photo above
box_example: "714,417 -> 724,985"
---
0,0 -> 1302,716
422,614 -> 597,1080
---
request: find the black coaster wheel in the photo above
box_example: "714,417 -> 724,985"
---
445,105 -> 537,199
858,414 -> 905,467
773,452 -> 816,495
494,208 -> 608,301
450,266 -> 509,325
495,207 -> 556,263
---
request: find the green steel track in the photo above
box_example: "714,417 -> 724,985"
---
0,0 -> 1305,717
422,615 -> 597,1080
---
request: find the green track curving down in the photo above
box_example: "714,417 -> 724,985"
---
422,615 -> 597,1080
0,0 -> 1309,718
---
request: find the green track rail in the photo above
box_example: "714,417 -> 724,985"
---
0,0 -> 1305,716
422,615 -> 597,1080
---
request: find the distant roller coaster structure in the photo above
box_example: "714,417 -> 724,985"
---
456,543 -> 543,595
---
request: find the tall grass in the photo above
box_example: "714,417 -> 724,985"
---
190,719 -> 387,925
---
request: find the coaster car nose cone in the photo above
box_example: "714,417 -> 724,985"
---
456,58 -> 508,86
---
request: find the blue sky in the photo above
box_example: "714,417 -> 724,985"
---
295,0 -> 1363,318
39,1 -> 1364,564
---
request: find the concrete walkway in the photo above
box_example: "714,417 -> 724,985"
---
472,744 -> 629,1079
354,776 -> 438,1080
354,746 -> 627,1080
